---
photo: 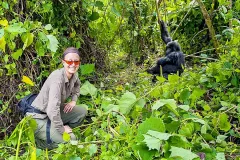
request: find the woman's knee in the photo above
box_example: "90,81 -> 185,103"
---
75,105 -> 88,117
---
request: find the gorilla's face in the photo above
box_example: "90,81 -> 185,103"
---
166,41 -> 181,55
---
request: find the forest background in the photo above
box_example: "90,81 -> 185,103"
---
0,0 -> 239,159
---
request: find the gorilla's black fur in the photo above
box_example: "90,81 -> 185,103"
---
147,20 -> 185,79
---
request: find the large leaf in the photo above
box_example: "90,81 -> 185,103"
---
180,89 -> 191,102
146,130 -> 172,140
143,134 -> 161,151
80,64 -> 95,75
136,117 -> 165,142
216,152 -> 225,160
179,122 -> 195,137
11,49 -> 23,60
133,144 -> 156,160
143,130 -> 171,151
46,35 -> 59,52
219,113 -> 231,132
190,88 -> 206,104
118,92 -> 136,114
170,146 -> 198,160
44,24 -> 52,30
80,81 -> 97,97
38,32 -> 48,42
21,32 -> 34,50
95,1 -> 104,10
6,23 -> 26,33
2,2 -> 9,9
152,99 -> 179,116
35,40 -> 45,56
88,144 -> 98,156
89,12 -> 100,21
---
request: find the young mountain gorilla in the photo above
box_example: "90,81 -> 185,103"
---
147,20 -> 185,79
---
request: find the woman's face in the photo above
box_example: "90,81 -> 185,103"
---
62,53 -> 80,75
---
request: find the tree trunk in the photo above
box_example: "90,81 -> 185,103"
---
196,0 -> 220,54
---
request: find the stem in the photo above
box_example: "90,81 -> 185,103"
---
15,124 -> 23,160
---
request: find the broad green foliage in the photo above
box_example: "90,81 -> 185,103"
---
0,0 -> 240,159
170,146 -> 199,160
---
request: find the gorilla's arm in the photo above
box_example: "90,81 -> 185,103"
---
160,20 -> 172,44
157,57 -> 171,66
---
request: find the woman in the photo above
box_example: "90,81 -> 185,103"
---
28,47 -> 87,149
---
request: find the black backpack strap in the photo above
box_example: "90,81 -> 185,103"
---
46,118 -> 53,144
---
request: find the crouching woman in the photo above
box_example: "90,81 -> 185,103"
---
27,47 -> 87,149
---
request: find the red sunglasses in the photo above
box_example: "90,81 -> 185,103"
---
63,60 -> 81,65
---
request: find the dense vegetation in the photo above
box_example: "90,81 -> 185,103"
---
0,0 -> 239,159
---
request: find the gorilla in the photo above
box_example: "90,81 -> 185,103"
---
147,20 -> 185,79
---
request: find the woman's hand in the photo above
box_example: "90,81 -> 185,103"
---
63,101 -> 76,113
64,125 -> 72,133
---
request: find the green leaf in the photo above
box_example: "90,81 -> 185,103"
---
6,23 -> 26,33
95,1 -> 104,10
190,88 -> 205,105
178,105 -> 189,111
179,122 -> 194,137
80,81 -> 97,97
0,29 -> 4,39
21,33 -> 34,50
63,132 -> 70,142
166,121 -> 181,132
147,130 -> 172,140
152,99 -> 179,116
70,156 -> 81,160
219,113 -> 231,132
118,92 -> 136,114
133,144 -> 156,160
136,117 -> 165,142
88,144 -> 98,156
135,98 -> 146,108
168,74 -> 180,83
38,32 -> 48,42
0,37 -> 6,52
75,41 -> 81,49
216,153 -> 225,160
103,104 -> 119,113
201,124 -> 207,134
180,89 -> 191,102
44,24 -> 52,30
143,130 -> 171,151
231,75 -> 238,87
216,135 -> 228,143
80,64 -> 95,75
89,12 -> 100,21
35,40 -> 45,56
111,6 -> 120,17
11,49 -> 23,60
46,35 -> 59,52
2,2 -> 9,9
152,100 -> 166,110
4,55 -> 9,63
170,146 -> 198,160
143,134 -> 161,151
